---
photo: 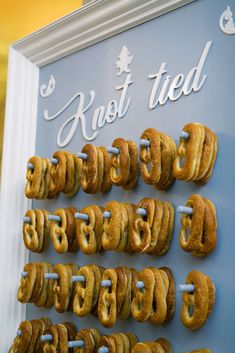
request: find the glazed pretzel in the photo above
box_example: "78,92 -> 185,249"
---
50,208 -> 68,253
149,268 -> 168,324
98,268 -> 118,327
73,265 -> 95,316
140,128 -> 161,184
17,263 -> 37,303
53,264 -> 73,313
131,198 -> 155,253
76,205 -> 103,254
49,151 -> 67,195
192,198 -> 217,257
110,138 -> 130,186
25,156 -> 43,198
131,268 -> 155,322
173,123 -> 205,181
75,329 -> 100,353
102,201 -> 122,250
180,194 -> 205,252
123,140 -> 138,190
181,270 -> 214,329
13,320 -> 32,353
81,144 -> 99,193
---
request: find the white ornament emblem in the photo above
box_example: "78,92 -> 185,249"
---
219,6 -> 235,35
116,46 -> 133,76
40,75 -> 56,97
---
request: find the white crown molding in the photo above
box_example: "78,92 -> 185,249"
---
0,48 -> 37,351
13,0 -> 195,67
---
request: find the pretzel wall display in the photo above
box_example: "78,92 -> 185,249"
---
181,270 -> 215,329
180,195 -> 217,257
173,123 -> 218,183
50,207 -> 78,254
23,209 -> 49,253
131,198 -> 174,255
110,138 -> 138,189
139,128 -> 176,191
132,338 -> 172,353
76,205 -> 103,254
131,267 -> 175,324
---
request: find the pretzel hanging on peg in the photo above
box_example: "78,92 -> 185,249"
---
180,270 -> 215,329
23,209 -> 49,253
25,156 -> 43,198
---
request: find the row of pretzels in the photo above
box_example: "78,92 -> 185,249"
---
23,195 -> 217,257
9,317 -> 213,353
18,263 -> 215,330
25,123 -> 218,199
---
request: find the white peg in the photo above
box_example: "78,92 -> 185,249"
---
77,152 -> 88,160
48,215 -> 61,222
41,334 -> 53,342
137,208 -> 147,217
178,284 -> 195,293
72,275 -> 85,283
27,162 -> 34,170
107,146 -> 120,155
179,131 -> 189,139
103,211 -> 111,219
44,273 -> 59,280
136,281 -> 145,289
177,206 -> 193,215
50,157 -> 58,165
74,212 -> 89,221
99,347 -> 109,353
68,340 -> 84,348
140,139 -> 151,147
21,271 -> 28,278
17,330 -> 22,336
101,280 -> 112,287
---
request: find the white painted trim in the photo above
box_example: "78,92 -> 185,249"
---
13,0 -> 195,67
0,0 -> 195,350
0,48 -> 39,351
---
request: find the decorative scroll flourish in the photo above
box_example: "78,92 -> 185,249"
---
116,46 -> 133,76
219,6 -> 235,35
40,75 -> 56,98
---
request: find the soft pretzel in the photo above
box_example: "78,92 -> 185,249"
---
42,324 -> 59,353
173,123 -> 205,181
196,133 -> 218,184
73,265 -> 95,316
76,205 -> 103,254
49,150 -> 67,195
132,342 -> 165,353
25,156 -> 43,198
50,208 -> 68,253
17,263 -> 37,303
27,319 -> 44,353
62,151 -> 75,195
180,194 -> 205,252
181,270 -> 215,329
34,263 -> 50,307
110,138 -> 130,185
65,207 -> 79,252
102,201 -> 122,250
99,147 -> 112,193
155,338 -> 172,353
146,200 -> 163,254
140,128 -> 161,184
89,265 -> 104,314
12,320 -> 32,353
149,201 -> 169,255
29,263 -> 44,303
123,203 -> 136,254
98,268 -> 118,327
35,158 -> 48,200
131,198 -> 155,252
23,209 -> 49,253
75,328 -> 100,353
123,140 -> 139,190
192,198 -> 217,257
98,336 -> 117,353
131,268 -> 155,322
118,267 -> 132,320
185,350 -> 213,353
53,264 -> 74,313
115,204 -> 129,252
149,268 -> 168,324
159,267 -> 175,322
81,144 -> 100,193
155,202 -> 174,256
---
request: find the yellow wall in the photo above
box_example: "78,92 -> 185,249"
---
0,0 -> 83,170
